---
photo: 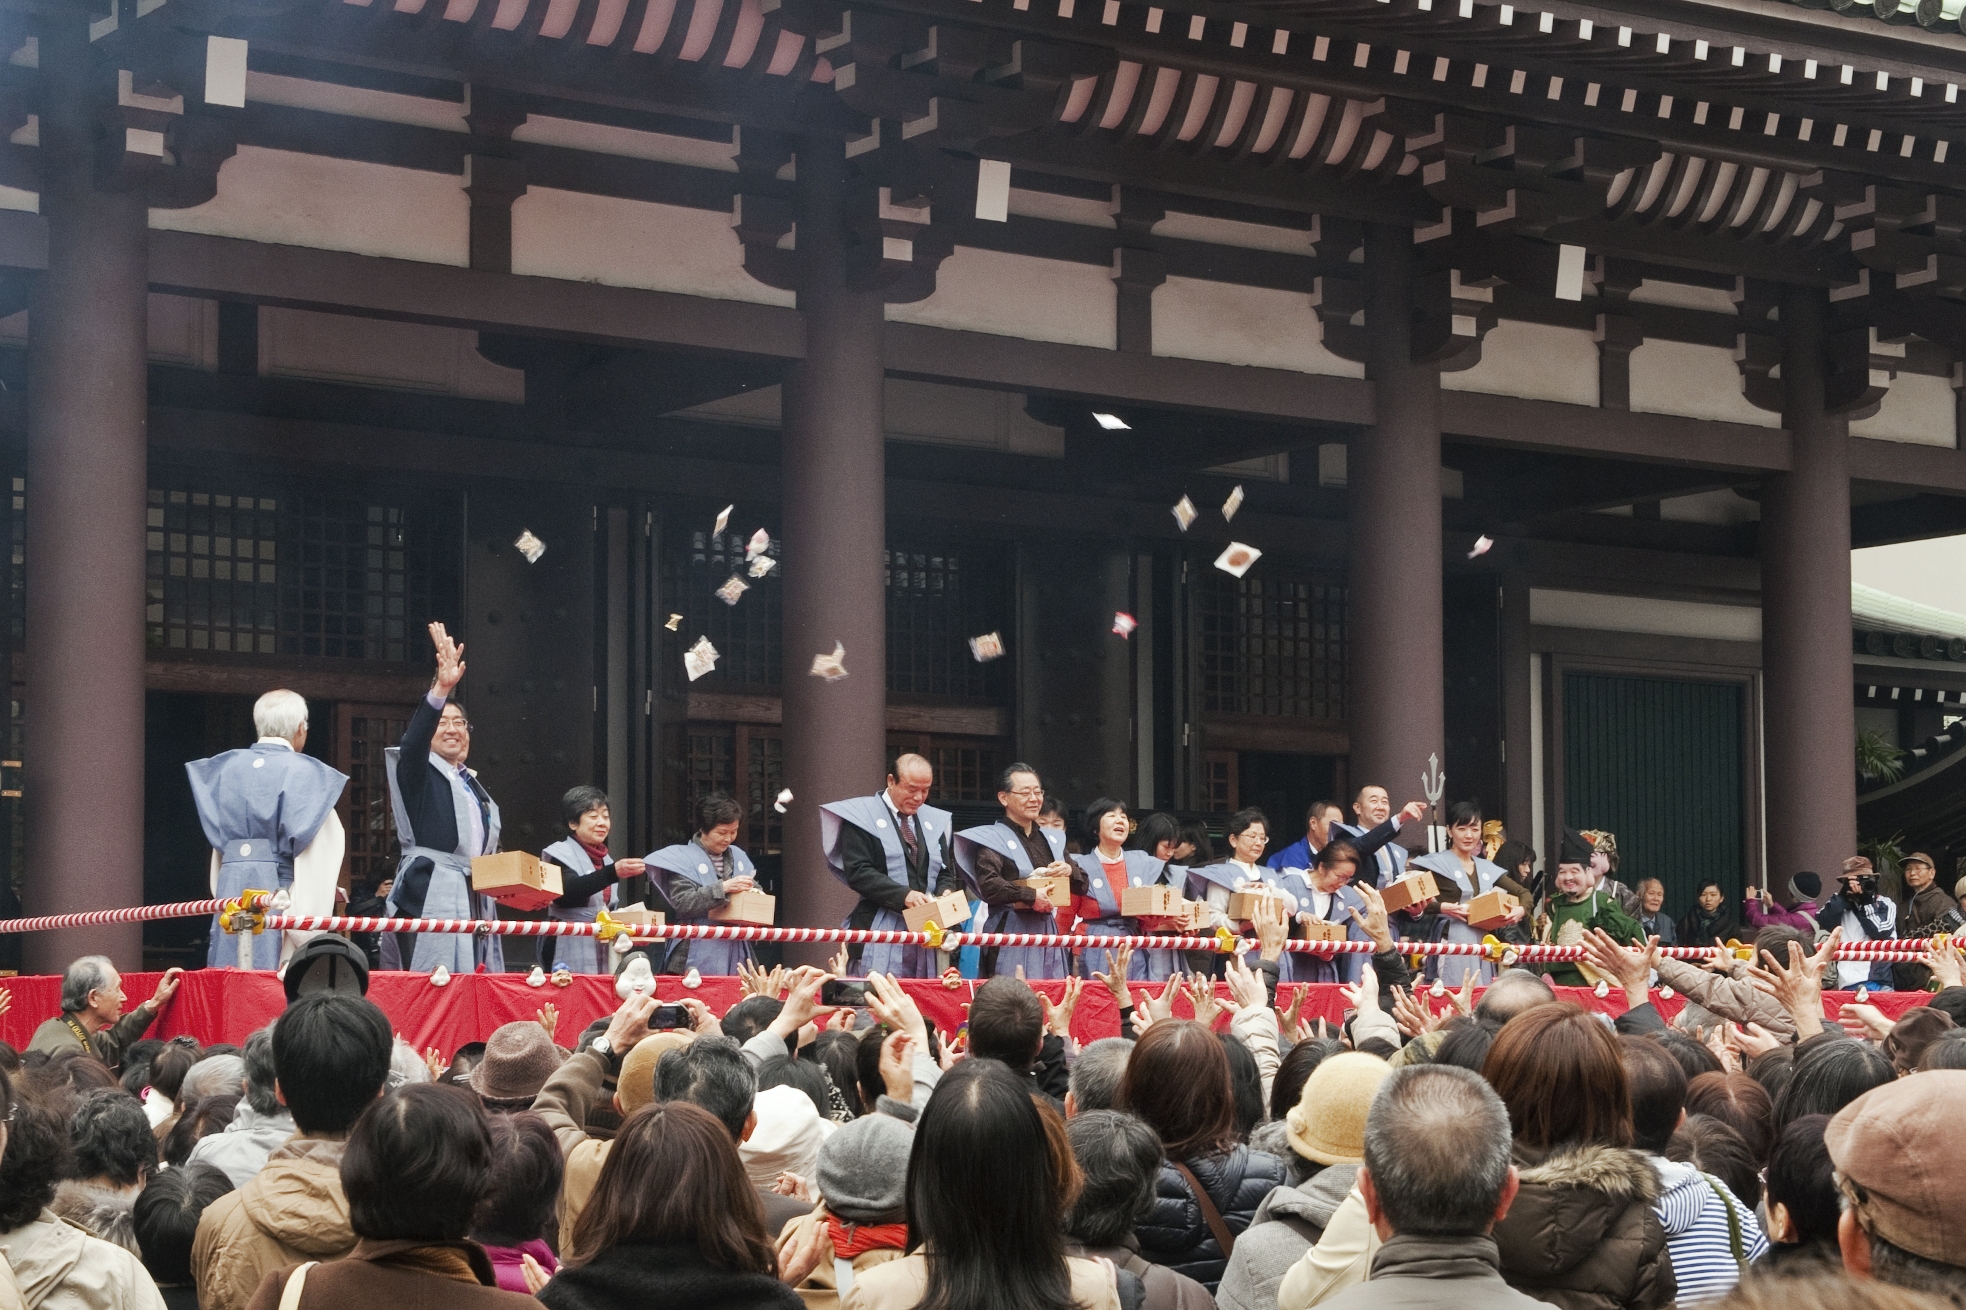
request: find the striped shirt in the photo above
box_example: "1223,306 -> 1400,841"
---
1651,1158 -> 1769,1301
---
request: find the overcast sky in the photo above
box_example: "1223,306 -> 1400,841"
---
1853,539 -> 1966,616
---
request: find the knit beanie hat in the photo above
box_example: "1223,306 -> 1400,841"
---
1285,1052 -> 1391,1166
816,1111 -> 914,1224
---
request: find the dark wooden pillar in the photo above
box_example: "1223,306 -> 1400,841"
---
24,22 -> 152,971
1760,286 -> 1856,885
1347,224 -> 1445,801
778,139 -> 886,940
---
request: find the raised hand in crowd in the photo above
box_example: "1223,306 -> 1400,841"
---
428,620 -> 466,695
1724,1019 -> 1782,1060
1747,925 -> 1839,1039
1279,981 -> 1307,1036
1339,961 -> 1381,1021
1091,944 -> 1132,1008
1041,975 -> 1084,1042
1839,1001 -> 1895,1041
1251,897 -> 1289,964
775,1205 -> 828,1285
763,965 -> 837,1046
827,945 -> 850,977
678,996 -> 721,1035
1185,973 -> 1225,1029
536,1003 -> 559,1040
878,1029 -> 917,1100
423,1046 -> 444,1080
1389,984 -> 1441,1039
1346,882 -> 1396,953
1224,955 -> 1267,1014
1701,936 -> 1739,974
826,1007 -> 856,1032
737,959 -> 786,999
1701,1024 -> 1740,1073
602,988 -> 660,1055
1928,936 -> 1964,990
1581,927 -> 1659,1012
771,1172 -> 815,1201
865,970 -> 929,1046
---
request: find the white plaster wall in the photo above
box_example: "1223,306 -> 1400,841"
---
1850,371 -> 1957,448
510,188 -> 794,307
1441,319 -> 1598,406
1530,587 -> 1761,641
246,72 -> 467,133
887,247 -> 1115,350
1629,338 -> 1781,428
259,306 -> 525,402
1152,276 -> 1362,377
151,146 -> 470,267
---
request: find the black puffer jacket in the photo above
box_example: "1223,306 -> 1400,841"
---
1135,1145 -> 1288,1291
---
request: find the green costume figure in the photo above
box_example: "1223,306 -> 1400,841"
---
1536,828 -> 1646,987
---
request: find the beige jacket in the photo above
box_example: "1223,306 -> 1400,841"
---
190,1139 -> 356,1310
1652,957 -> 1794,1037
530,1047 -> 614,1251
1276,1182 -> 1378,1310
0,1210 -> 165,1310
781,1207 -> 907,1310
844,1253 -> 1119,1310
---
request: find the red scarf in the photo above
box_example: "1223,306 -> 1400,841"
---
826,1218 -> 909,1260
579,841 -> 611,869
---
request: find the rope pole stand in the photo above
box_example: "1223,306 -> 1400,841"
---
0,897 -> 1949,969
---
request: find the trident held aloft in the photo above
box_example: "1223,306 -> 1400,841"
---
1422,753 -> 1446,854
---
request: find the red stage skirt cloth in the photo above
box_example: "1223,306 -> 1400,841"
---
0,971 -> 1933,1057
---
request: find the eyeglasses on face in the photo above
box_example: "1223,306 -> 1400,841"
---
1004,787 -> 1044,799
439,717 -> 473,733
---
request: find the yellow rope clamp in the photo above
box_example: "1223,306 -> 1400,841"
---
1724,938 -> 1755,961
219,891 -> 270,936
921,920 -> 947,950
1481,934 -> 1522,968
592,908 -> 625,946
1215,926 -> 1239,954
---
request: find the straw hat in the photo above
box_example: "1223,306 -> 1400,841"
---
1284,1052 -> 1392,1166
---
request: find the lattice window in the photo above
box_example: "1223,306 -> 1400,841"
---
684,728 -> 738,814
676,530 -> 783,687
886,546 -> 1009,700
339,707 -> 410,895
1200,750 -> 1238,814
743,734 -> 784,857
147,483 -> 455,662
1197,572 -> 1347,719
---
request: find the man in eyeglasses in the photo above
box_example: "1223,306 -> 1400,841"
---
381,621 -> 506,973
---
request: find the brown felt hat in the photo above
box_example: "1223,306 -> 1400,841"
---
1904,852 -> 1935,870
1825,1070 -> 1966,1266
469,1021 -> 567,1103
1285,1052 -> 1391,1166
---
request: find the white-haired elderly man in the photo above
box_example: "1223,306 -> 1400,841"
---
28,955 -> 182,1069
186,688 -> 349,969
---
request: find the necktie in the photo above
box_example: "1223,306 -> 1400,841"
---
900,816 -> 919,859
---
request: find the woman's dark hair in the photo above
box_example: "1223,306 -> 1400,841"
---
69,1089 -> 157,1186
1667,1113 -> 1761,1208
119,1040 -> 164,1098
1445,801 -> 1482,828
908,1061 -> 1077,1310
1118,1020 -> 1238,1162
1082,798 -> 1128,847
1748,1046 -> 1796,1106
148,1043 -> 200,1102
997,763 -> 1040,794
1039,795 -> 1067,823
1176,820 -> 1214,863
1765,1114 -> 1840,1250
343,1084 -> 494,1243
1219,1034 -> 1263,1141
1684,1071 -> 1775,1165
471,1111 -> 564,1248
807,1032 -> 862,1117
1882,1006 -> 1955,1077
131,1162 -> 235,1287
561,785 -> 610,828
32,1049 -> 120,1098
1316,837 -> 1363,872
1224,808 -> 1269,841
851,1024 -> 944,1111
162,1093 -> 239,1168
1132,812 -> 1180,858
1431,1016 -> 1501,1073
1774,1038 -> 1893,1130
758,1056 -> 831,1121
694,791 -> 744,835
1270,1037 -> 1343,1123
1919,1028 -> 1966,1071
1653,1030 -> 1723,1082
1483,1003 -> 1634,1150
1064,1109 -> 1161,1247
569,1099 -> 774,1272
1493,840 -> 1536,877
0,1087 -> 72,1231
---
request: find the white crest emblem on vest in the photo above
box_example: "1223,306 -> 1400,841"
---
252,758 -> 265,768
698,863 -> 709,874
240,843 -> 252,857
1093,879 -> 1103,889
876,819 -> 887,828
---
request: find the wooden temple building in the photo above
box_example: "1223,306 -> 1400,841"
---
2,0 -> 1965,968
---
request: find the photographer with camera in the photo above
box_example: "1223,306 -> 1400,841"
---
1817,857 -> 1898,991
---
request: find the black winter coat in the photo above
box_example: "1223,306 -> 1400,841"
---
538,1243 -> 802,1310
1134,1146 -> 1288,1292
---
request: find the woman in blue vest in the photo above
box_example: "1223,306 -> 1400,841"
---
1069,798 -> 1177,980
1408,800 -> 1523,987
644,792 -> 758,976
539,785 -> 648,974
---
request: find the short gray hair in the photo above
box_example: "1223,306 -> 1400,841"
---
1362,1065 -> 1513,1237
253,689 -> 309,741
1476,969 -> 1556,1024
181,1054 -> 247,1104
242,1026 -> 280,1116
60,956 -> 117,1014
1069,1038 -> 1133,1114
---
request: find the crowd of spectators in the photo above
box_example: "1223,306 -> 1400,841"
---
1,908 -> 1964,1310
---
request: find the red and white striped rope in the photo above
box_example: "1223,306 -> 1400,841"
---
0,898 -> 1948,966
